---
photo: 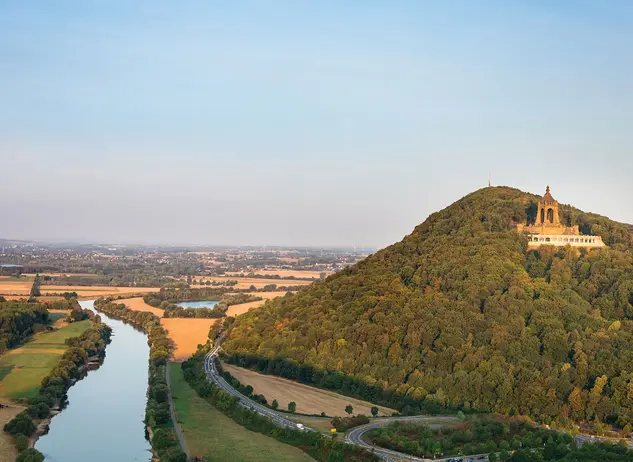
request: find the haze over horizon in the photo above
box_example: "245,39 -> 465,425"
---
1,1 -> 632,248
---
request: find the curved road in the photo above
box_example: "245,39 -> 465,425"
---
204,346 -> 477,462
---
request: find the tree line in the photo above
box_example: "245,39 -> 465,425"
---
3,310 -> 111,461
93,298 -> 186,462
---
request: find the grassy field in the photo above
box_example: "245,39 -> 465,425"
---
0,320 -> 92,399
168,363 -> 315,462
222,363 -> 396,417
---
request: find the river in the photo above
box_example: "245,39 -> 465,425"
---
35,300 -> 152,462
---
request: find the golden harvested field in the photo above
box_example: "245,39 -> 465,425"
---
0,402 -> 22,462
222,363 -> 396,417
193,277 -> 312,289
0,280 -> 158,298
118,297 -> 164,317
226,269 -> 331,279
225,291 -> 289,317
161,318 -> 218,361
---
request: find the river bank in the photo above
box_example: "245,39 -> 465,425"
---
35,300 -> 153,461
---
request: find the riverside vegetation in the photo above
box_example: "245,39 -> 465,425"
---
94,298 -> 186,461
222,187 -> 633,431
144,289 -> 262,319
2,303 -> 111,461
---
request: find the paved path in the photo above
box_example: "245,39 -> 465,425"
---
166,363 -> 190,462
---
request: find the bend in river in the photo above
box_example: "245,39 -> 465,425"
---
36,300 -> 152,462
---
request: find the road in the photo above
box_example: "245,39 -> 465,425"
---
204,346 -> 314,433
204,346 -> 483,462
346,418 -> 488,462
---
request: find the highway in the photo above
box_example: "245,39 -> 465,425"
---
203,345 -> 485,462
204,346 -> 315,433
346,418 -> 488,462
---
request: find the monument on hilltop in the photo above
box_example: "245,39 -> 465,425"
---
517,186 -> 606,248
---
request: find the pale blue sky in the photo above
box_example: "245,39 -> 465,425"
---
1,1 -> 632,247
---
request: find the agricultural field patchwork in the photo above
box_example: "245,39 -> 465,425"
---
0,320 -> 92,398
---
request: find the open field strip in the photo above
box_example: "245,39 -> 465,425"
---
168,363 -> 315,462
161,319 -> 218,361
225,269 -> 332,279
193,277 -> 312,290
222,363 -> 396,417
0,320 -> 92,399
0,280 -> 159,298
225,291 -> 290,316
117,296 -> 165,316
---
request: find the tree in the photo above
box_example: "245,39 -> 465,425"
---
15,434 -> 29,452
345,404 -> 353,415
152,428 -> 172,451
271,399 -> 279,410
288,401 -> 296,413
29,274 -> 41,298
371,406 -> 379,417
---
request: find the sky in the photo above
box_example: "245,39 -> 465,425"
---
1,1 -> 632,248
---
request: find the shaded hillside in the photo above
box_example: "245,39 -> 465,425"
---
223,187 -> 633,427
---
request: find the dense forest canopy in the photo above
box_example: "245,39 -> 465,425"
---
223,187 -> 633,427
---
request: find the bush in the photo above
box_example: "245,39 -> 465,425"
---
15,434 -> 29,452
152,428 -> 172,451
16,448 -> 45,462
4,412 -> 36,436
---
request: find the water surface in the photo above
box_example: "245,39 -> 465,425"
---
36,300 -> 152,462
176,300 -> 219,309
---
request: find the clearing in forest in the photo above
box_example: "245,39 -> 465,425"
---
0,320 -> 92,398
167,363 -> 315,462
222,363 -> 396,417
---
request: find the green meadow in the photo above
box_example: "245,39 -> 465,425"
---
168,362 -> 314,462
0,320 -> 91,399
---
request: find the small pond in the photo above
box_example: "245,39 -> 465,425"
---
176,300 -> 219,309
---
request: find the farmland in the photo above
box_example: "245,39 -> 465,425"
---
222,363 -> 396,417
225,291 -> 289,316
168,363 -> 315,462
0,320 -> 92,398
192,277 -> 312,290
0,279 -> 159,299
160,318 -> 218,361
117,296 -> 165,316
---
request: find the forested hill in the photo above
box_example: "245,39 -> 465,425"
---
223,187 -> 633,428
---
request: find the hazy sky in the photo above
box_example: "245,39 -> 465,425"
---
1,1 -> 632,248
